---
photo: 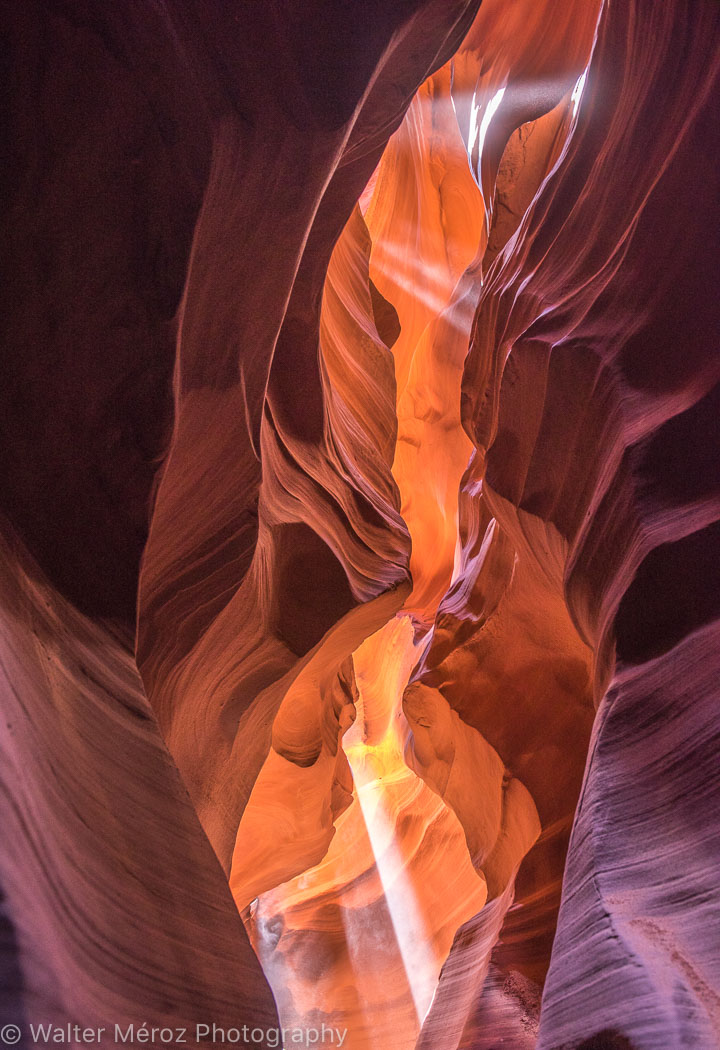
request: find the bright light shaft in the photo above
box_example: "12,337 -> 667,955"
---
571,69 -> 588,119
468,86 -> 506,177
346,751 -> 438,1025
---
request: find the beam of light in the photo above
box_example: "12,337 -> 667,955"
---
571,69 -> 588,119
245,620 -> 488,1050
468,86 -> 506,178
342,617 -> 439,1025
371,239 -> 456,316
344,741 -> 438,1025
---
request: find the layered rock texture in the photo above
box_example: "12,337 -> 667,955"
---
1,2 -> 719,1049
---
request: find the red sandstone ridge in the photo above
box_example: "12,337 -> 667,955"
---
1,3 -> 719,1050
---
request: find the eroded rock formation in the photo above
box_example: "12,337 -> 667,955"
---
1,1 -> 719,1049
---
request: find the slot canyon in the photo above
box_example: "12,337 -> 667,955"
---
1,2 -> 719,1049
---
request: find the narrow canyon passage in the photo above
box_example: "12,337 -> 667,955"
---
228,19 -> 597,1048
1,2 -> 719,1049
